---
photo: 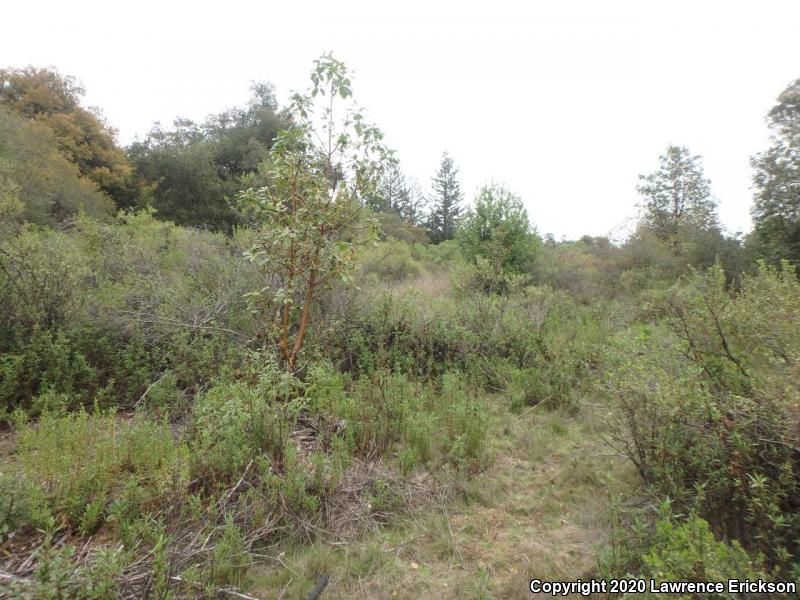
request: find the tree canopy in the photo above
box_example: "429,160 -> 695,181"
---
0,108 -> 114,224
637,145 -> 719,243
0,67 -> 137,206
127,84 -> 288,231
458,183 -> 539,288
751,78 -> 800,266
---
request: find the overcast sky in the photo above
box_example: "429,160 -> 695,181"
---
3,0 -> 799,239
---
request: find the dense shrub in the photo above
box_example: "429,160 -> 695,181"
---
602,263 -> 800,570
0,210 -> 260,414
9,410 -> 189,534
358,238 -> 424,284
603,502 -> 771,597
304,365 -> 488,472
189,360 -> 298,485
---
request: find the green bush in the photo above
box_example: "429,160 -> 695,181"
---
603,504 -> 771,599
602,263 -> 800,569
190,359 -> 298,485
11,410 -> 189,533
358,238 -> 424,283
0,209 -> 261,414
440,373 -> 489,471
3,329 -> 110,414
303,366 -> 488,472
208,517 -> 250,588
4,528 -> 128,599
638,516 -> 768,592
326,290 -> 476,378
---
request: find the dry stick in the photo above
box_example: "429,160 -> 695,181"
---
224,459 -> 255,504
134,372 -> 168,408
381,535 -> 425,554
277,578 -> 294,600
266,554 -> 302,579
217,588 -> 264,600
121,311 -> 257,345
0,569 -> 32,583
442,503 -> 461,561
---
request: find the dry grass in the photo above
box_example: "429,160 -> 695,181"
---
246,399 -> 637,599
392,269 -> 453,299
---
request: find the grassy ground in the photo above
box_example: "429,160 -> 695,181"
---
247,399 -> 637,599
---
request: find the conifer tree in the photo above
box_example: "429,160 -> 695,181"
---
427,151 -> 463,242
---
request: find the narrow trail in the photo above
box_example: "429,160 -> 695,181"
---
249,400 -> 636,599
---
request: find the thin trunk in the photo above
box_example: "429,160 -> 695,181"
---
280,302 -> 291,364
288,269 -> 317,371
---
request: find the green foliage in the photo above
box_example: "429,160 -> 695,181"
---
302,366 -> 488,471
236,54 -> 388,370
128,86 -> 286,230
5,527 -> 128,599
324,274 -> 606,415
0,208 -> 259,412
208,518 -> 250,588
0,109 -> 114,224
604,503 -> 770,598
637,145 -> 719,242
374,210 -> 430,244
427,151 -> 464,243
458,183 -> 539,292
440,373 -> 489,470
0,67 -> 137,207
537,235 -> 619,298
11,410 -> 189,533
358,238 -> 425,283
3,54 -> 800,598
366,161 -> 420,223
1,330 -> 95,413
751,78 -> 800,266
602,263 -> 800,567
327,289 -> 475,378
190,361 -> 298,484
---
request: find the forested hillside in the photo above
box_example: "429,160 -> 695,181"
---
0,57 -> 798,598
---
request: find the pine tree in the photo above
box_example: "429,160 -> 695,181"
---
427,151 -> 464,242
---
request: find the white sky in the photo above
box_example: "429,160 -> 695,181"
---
3,0 -> 799,239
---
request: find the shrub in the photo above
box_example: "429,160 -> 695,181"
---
208,518 -> 250,588
325,290 -> 476,378
189,359 -> 298,484
457,183 -> 540,292
0,330 -> 96,414
11,410 -> 189,533
4,528 -> 128,599
602,262 -> 800,569
603,502 -> 771,598
358,238 -> 424,284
